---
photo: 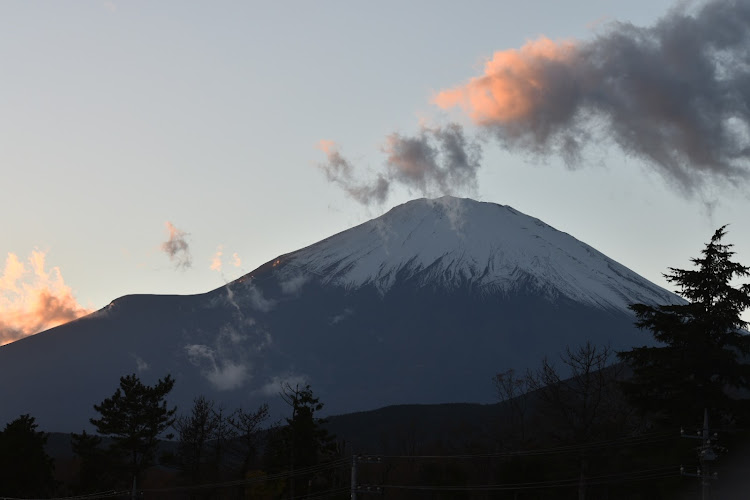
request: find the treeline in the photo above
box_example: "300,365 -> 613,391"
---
2,226 -> 750,499
0,378 -> 342,499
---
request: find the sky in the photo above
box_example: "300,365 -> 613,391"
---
2,0 -> 750,345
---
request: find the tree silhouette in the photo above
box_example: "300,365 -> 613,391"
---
265,384 -> 337,498
89,373 -> 176,496
618,226 -> 750,422
229,402 -> 269,477
0,414 -> 56,498
174,395 -> 219,487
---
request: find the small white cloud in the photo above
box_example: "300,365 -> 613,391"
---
221,324 -> 247,344
430,196 -> 467,234
161,222 -> 191,270
207,362 -> 248,391
246,284 -> 275,312
132,354 -> 149,372
210,246 -> 223,272
259,374 -> 308,396
330,308 -> 354,325
280,273 -> 309,295
185,344 -> 250,391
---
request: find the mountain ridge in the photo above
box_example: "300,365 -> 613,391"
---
266,196 -> 678,312
0,196 -> 680,432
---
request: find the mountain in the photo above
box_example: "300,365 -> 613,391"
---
0,197 -> 681,432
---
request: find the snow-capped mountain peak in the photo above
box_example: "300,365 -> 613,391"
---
281,196 -> 677,313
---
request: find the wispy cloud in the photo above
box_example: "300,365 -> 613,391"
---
317,123 -> 482,206
210,246 -> 223,272
245,283 -> 275,313
330,307 -> 354,325
161,221 -> 191,269
382,123 -> 482,196
280,272 -> 309,295
435,0 -> 750,194
210,246 -> 243,274
132,354 -> 149,372
184,321 -> 272,392
0,250 -> 92,345
259,374 -> 308,396
317,140 -> 390,206
185,343 -> 249,391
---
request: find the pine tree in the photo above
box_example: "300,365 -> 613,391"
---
280,383 -> 335,470
618,226 -> 750,422
0,414 -> 56,498
71,430 -> 117,493
89,373 -> 176,495
265,384 -> 337,498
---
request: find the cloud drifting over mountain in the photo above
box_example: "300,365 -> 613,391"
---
435,0 -> 750,193
0,250 -> 91,345
318,0 -> 750,202
318,123 -> 482,206
317,140 -> 390,206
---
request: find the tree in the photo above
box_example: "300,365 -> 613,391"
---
71,430 -> 117,494
530,343 -> 626,444
0,414 -> 56,498
89,373 -> 176,496
618,226 -> 750,422
265,384 -> 337,499
229,402 -> 269,476
528,343 -> 626,500
494,368 -> 533,445
174,396 -> 220,487
279,383 -> 336,470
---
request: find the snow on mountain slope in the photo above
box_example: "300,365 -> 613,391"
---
280,196 -> 679,313
0,196 -> 687,431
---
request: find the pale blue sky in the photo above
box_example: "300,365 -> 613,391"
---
2,0 -> 749,342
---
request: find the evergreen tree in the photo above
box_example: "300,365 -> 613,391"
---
265,384 -> 337,498
89,373 -> 176,495
618,226 -> 750,422
71,430 -> 117,493
280,383 -> 334,469
0,414 -> 56,498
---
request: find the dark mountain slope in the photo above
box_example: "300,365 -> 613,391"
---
0,197 -> 679,432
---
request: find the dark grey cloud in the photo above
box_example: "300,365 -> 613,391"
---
384,123 -> 483,195
318,123 -> 482,206
436,0 -> 750,194
317,140 -> 390,205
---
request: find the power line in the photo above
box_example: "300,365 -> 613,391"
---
141,457 -> 350,494
293,486 -> 352,500
0,490 -> 129,500
378,430 -> 676,460
17,431 -> 679,498
378,465 -> 680,492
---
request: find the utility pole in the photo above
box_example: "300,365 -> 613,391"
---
681,408 -> 718,500
351,454 -> 357,500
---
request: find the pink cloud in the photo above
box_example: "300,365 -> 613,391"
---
433,37 -> 578,126
210,246 -> 223,272
0,250 -> 92,345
